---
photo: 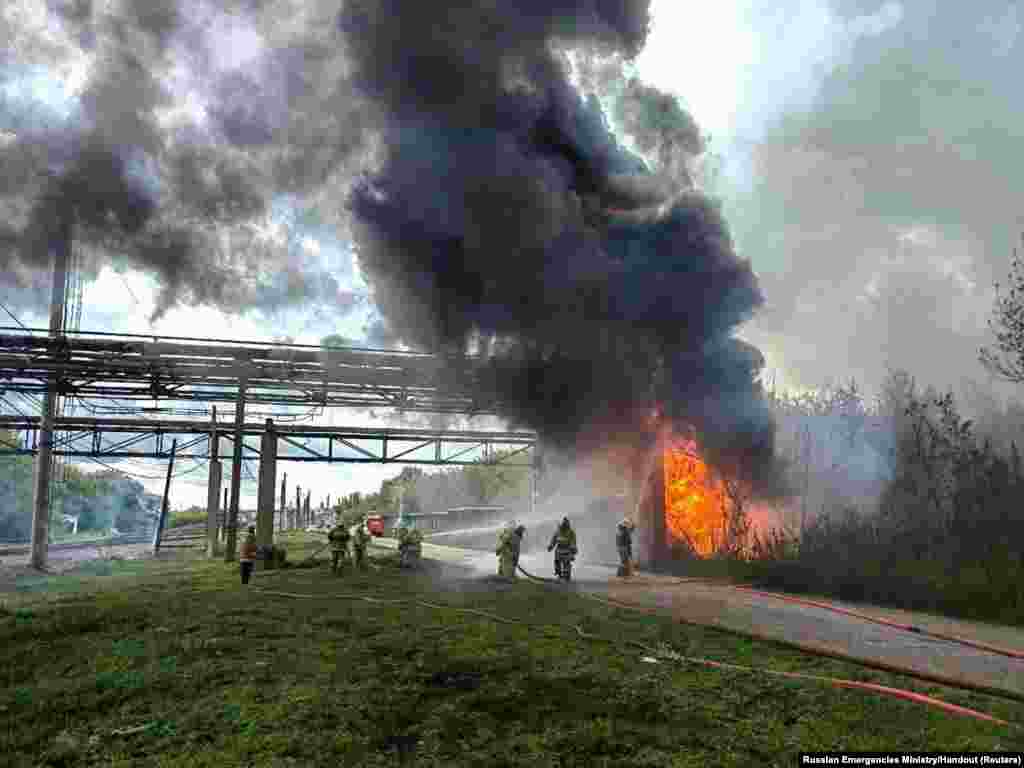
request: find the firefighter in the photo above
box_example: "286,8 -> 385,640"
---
397,524 -> 423,569
239,526 -> 258,585
511,524 -> 526,573
616,517 -> 636,578
496,522 -> 525,579
328,518 -> 352,574
352,518 -> 371,570
547,517 -> 577,581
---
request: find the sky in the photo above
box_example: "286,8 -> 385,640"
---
2,0 -> 1023,508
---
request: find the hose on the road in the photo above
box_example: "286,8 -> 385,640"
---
253,581 -> 1015,733
513,560 -> 1022,725
728,585 -> 1024,661
650,577 -> 1024,661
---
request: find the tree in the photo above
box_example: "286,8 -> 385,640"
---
981,235 -> 1024,382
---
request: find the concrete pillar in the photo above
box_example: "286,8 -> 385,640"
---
206,460 -> 221,557
295,486 -> 301,529
30,204 -> 71,570
222,486 -> 229,541
223,379 -> 247,562
633,436 -> 667,568
206,407 -> 220,558
256,419 -> 277,557
279,472 -> 287,532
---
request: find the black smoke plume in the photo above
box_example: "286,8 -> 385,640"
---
1,0 -> 367,321
341,0 -> 780,492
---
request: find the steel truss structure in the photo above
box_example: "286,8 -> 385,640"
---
0,328 -> 499,413
0,416 -> 536,467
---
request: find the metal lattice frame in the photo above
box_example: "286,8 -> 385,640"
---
0,328 -> 500,413
0,416 -> 536,466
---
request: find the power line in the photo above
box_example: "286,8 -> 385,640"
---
0,300 -> 29,330
83,455 -> 208,480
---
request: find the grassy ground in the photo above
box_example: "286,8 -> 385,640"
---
1,535 -> 1022,767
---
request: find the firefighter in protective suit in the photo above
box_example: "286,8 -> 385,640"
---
547,517 -> 577,581
496,523 -> 525,579
616,517 -> 636,577
397,525 -> 423,569
328,519 -> 352,574
352,518 -> 372,570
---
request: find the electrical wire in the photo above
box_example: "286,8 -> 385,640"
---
0,300 -> 29,330
83,455 -> 208,481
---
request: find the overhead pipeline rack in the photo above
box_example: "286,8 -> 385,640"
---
0,415 -> 536,467
0,327 -> 499,413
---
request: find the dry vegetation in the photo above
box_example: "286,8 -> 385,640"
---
667,371 -> 1024,626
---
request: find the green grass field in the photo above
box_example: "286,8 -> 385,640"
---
1,534 -> 1022,767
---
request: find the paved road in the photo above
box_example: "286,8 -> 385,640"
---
373,537 -> 1024,698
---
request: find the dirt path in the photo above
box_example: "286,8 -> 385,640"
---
373,537 -> 1024,698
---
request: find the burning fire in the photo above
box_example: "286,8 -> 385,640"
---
663,438 -> 729,556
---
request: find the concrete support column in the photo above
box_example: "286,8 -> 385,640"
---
295,486 -> 301,530
279,472 -> 287,533
206,460 -> 221,558
206,406 -> 220,558
223,379 -> 247,562
30,205 -> 70,571
221,486 -> 228,542
256,419 -> 277,559
633,436 -> 667,568
304,491 -> 311,527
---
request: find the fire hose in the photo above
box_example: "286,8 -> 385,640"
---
512,562 -> 1021,728
727,585 -> 1024,660
260,539 -> 1020,726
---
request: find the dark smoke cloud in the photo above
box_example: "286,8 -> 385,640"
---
341,0 -> 780,491
2,0 -> 781,492
1,0 -> 370,321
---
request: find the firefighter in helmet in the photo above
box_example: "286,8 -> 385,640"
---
328,517 -> 352,574
352,517 -> 372,570
496,522 -> 526,579
397,523 -> 423,569
616,517 -> 636,577
547,517 -> 577,581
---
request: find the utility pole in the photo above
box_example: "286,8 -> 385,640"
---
223,377 -> 247,562
206,406 -> 221,557
30,197 -> 70,571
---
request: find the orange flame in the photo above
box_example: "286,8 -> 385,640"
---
663,439 -> 729,556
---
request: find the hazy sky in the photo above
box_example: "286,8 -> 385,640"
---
2,0 -> 1022,506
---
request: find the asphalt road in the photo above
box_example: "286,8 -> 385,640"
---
373,537 -> 1024,699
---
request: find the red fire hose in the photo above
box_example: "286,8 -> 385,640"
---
514,563 -> 1020,728
728,585 -> 1024,660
